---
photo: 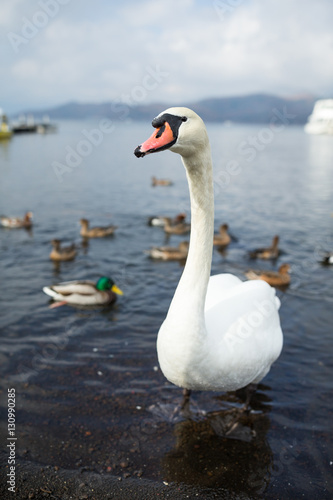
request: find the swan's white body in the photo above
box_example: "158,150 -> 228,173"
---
136,107 -> 283,393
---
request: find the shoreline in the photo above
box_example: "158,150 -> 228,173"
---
0,451 -> 244,500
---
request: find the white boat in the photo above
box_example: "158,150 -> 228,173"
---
305,99 -> 333,135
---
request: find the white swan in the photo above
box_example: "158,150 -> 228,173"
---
134,108 -> 283,397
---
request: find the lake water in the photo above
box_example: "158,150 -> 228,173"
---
0,117 -> 332,499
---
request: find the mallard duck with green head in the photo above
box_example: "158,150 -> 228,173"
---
43,277 -> 123,306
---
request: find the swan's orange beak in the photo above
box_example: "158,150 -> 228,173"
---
134,122 -> 174,157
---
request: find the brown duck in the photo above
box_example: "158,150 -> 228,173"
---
0,211 -> 33,229
49,239 -> 77,261
80,218 -> 117,238
213,223 -> 231,247
245,263 -> 291,288
146,241 -> 189,261
151,176 -> 173,186
249,235 -> 280,260
163,215 -> 191,235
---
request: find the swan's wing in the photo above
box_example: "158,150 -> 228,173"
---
204,277 -> 282,386
205,278 -> 281,332
205,273 -> 280,313
205,273 -> 243,311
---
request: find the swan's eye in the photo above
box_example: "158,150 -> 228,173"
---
181,116 -> 187,122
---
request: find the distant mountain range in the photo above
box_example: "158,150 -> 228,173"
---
22,93 -> 317,124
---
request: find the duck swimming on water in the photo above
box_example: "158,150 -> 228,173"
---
49,239 -> 77,261
146,240 -> 189,261
80,218 -> 117,238
0,211 -> 33,229
245,263 -> 291,288
213,223 -> 231,247
249,235 -> 280,260
43,277 -> 123,306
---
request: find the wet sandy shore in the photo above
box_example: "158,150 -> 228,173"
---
0,451 -> 247,500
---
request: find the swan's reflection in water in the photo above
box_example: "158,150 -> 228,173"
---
161,386 -> 273,495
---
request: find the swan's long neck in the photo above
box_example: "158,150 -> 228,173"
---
166,145 -> 214,331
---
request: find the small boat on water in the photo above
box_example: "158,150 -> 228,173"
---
304,99 -> 333,135
37,115 -> 57,134
11,114 -> 57,134
0,110 -> 12,140
11,114 -> 37,134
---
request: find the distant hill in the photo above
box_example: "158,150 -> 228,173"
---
190,94 -> 316,124
22,93 -> 317,124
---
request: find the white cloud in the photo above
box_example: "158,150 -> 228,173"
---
0,0 -> 26,28
1,0 -> 333,114
12,58 -> 40,79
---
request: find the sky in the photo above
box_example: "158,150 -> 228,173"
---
1,0 -> 333,115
